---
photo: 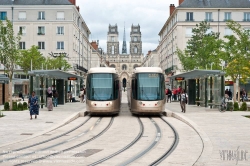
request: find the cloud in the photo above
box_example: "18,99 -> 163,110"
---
77,0 -> 178,55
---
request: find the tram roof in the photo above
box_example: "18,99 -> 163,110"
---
169,70 -> 225,80
28,70 -> 82,79
133,67 -> 163,73
88,67 -> 117,74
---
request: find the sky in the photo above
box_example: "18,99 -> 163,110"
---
77,0 -> 179,56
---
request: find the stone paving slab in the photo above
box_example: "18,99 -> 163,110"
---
165,102 -> 250,166
0,101 -> 86,146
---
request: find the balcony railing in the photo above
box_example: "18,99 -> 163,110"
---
37,18 -> 45,20
204,19 -> 214,22
56,18 -> 65,20
243,19 -> 250,22
37,33 -> 45,35
165,65 -> 177,74
185,19 -> 194,22
18,18 -> 26,20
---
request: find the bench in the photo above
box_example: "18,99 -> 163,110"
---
208,103 -> 221,109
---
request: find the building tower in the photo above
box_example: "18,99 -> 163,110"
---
130,24 -> 142,55
122,24 -> 127,54
107,24 -> 119,55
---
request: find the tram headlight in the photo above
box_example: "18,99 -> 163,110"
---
91,102 -> 95,106
109,102 -> 112,105
139,101 -> 142,105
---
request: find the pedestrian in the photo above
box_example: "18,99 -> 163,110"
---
167,88 -> 172,103
47,87 -> 53,111
67,91 -> 72,102
53,90 -> 59,107
79,88 -> 84,103
180,89 -> 188,113
29,91 -> 39,120
19,91 -> 24,101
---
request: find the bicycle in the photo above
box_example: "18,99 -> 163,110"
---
219,97 -> 233,112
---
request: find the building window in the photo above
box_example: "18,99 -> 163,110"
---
111,46 -> 114,54
111,36 -> 114,42
186,27 -> 193,37
134,46 -> 138,53
244,12 -> 250,21
57,12 -> 64,20
38,26 -> 45,35
111,28 -> 115,32
38,42 -> 45,50
57,41 -> 64,50
19,42 -> 25,50
19,26 -> 26,35
110,64 -> 115,68
134,36 -> 137,41
224,27 -> 232,36
224,12 -> 231,21
133,28 -> 138,32
38,11 -> 45,20
122,64 -> 127,70
18,12 -> 26,20
186,12 -> 193,21
57,26 -> 64,35
0,12 -> 7,20
205,12 -> 213,22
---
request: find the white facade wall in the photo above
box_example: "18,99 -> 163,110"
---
0,5 -> 91,72
157,7 -> 250,75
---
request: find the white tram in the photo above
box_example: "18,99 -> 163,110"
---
86,67 -> 121,115
127,67 -> 166,115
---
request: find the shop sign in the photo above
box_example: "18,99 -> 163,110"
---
175,77 -> 185,81
68,77 -> 77,80
225,81 -> 234,85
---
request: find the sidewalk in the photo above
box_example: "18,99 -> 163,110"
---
165,101 -> 250,165
0,100 -> 86,146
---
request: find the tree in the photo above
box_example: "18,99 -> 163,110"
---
222,20 -> 250,102
0,18 -> 21,110
177,21 -> 223,70
17,45 -> 46,73
45,56 -> 71,71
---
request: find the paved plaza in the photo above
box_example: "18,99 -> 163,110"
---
0,93 -> 250,165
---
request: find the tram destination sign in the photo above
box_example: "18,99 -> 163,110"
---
68,77 -> 77,80
175,77 -> 185,80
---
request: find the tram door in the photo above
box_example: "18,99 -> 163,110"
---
123,78 -> 127,92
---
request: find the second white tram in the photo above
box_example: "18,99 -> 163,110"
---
86,67 -> 121,115
127,67 -> 166,115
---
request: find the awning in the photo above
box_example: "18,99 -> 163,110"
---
28,70 -> 82,80
169,70 -> 225,80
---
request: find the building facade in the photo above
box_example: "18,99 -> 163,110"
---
105,24 -> 143,84
156,0 -> 250,87
0,0 -> 92,95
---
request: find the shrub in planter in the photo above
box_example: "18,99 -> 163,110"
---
17,103 -> 23,111
23,102 -> 28,110
240,102 -> 247,111
226,102 -> 233,111
234,102 -> 239,111
12,102 -> 18,111
4,102 -> 9,111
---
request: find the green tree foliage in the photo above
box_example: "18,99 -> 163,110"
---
0,18 -> 21,110
45,56 -> 71,71
17,45 -> 46,73
177,21 -> 223,70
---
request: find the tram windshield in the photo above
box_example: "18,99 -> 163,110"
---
135,73 -> 165,101
87,73 -> 115,101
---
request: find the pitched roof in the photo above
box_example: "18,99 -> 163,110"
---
178,0 -> 250,8
0,0 -> 72,5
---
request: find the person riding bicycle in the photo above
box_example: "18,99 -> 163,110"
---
220,94 -> 232,111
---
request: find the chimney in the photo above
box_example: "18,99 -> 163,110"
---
68,0 -> 76,5
179,0 -> 184,5
91,41 -> 98,51
169,4 -> 175,16
76,6 -> 80,12
147,50 -> 152,55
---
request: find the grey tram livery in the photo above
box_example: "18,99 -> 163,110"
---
127,67 -> 166,115
86,67 -> 121,115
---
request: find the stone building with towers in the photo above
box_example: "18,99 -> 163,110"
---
105,24 -> 143,86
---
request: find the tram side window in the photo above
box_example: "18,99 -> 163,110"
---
114,80 -> 119,99
132,78 -> 137,99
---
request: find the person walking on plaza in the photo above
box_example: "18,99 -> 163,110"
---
180,89 -> 188,113
67,91 -> 72,102
79,88 -> 84,103
47,87 -> 53,111
19,91 -> 24,101
167,88 -> 172,103
29,91 -> 39,120
53,90 -> 59,107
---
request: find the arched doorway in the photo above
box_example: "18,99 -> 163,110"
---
120,72 -> 129,91
122,78 -> 127,91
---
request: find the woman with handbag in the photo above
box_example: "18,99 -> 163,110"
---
180,89 -> 188,113
29,91 -> 39,120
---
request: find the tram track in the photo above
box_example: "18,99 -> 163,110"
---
149,116 -> 179,166
0,117 -> 102,163
0,116 -> 91,157
14,117 -> 114,166
88,117 -> 144,166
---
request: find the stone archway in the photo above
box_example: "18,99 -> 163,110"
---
120,72 -> 130,89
